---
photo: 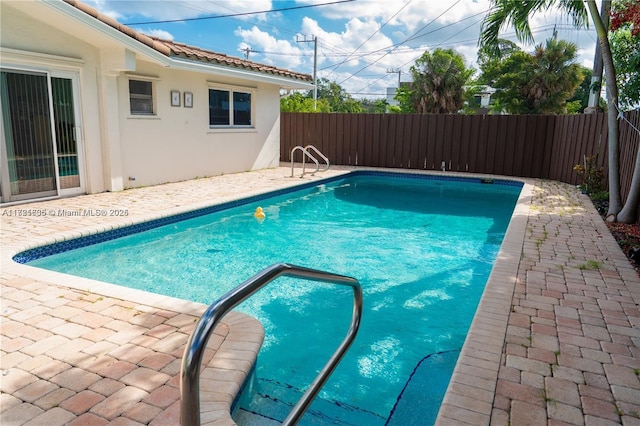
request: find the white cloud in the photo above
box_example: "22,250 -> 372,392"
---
234,26 -> 305,69
89,0 -> 598,98
137,28 -> 174,41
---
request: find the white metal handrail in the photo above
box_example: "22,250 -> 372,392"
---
290,145 -> 319,177
290,145 -> 329,177
180,263 -> 363,426
305,145 -> 330,172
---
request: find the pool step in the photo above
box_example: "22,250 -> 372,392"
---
234,377 -> 385,425
386,349 -> 460,426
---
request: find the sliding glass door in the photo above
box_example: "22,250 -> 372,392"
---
1,70 -> 57,201
1,69 -> 83,203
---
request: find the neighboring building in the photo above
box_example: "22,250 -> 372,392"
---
473,85 -> 496,109
0,0 -> 313,204
386,87 -> 399,108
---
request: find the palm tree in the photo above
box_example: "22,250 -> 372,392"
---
528,39 -> 584,113
410,48 -> 473,114
480,0 -> 636,222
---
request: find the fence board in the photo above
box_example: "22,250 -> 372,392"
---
448,115 -> 460,171
435,116 -> 444,169
521,116 -> 536,177
418,115 -> 429,169
467,116 -> 481,172
409,114 -> 424,169
620,111 -> 640,202
425,115 -> 437,170
478,116 -> 491,173
458,115 -> 470,172
397,114 -> 407,168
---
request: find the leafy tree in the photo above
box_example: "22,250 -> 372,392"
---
392,83 -> 417,113
611,0 -> 640,36
477,38 -> 522,69
279,79 -> 360,113
480,0 -> 634,222
610,0 -> 640,110
409,48 -> 474,114
360,98 -> 388,113
567,66 -> 607,113
280,92 -> 330,112
479,38 -> 584,114
315,78 -> 363,113
460,78 -> 487,114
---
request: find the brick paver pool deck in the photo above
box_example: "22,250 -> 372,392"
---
1,166 -> 639,425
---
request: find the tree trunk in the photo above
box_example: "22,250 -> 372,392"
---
586,0 -> 622,219
586,1 -> 610,113
617,139 -> 640,223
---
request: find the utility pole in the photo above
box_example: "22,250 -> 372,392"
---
240,47 -> 252,60
296,35 -> 317,110
387,68 -> 401,87
586,0 -> 611,113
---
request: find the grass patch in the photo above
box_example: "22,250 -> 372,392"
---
578,260 -> 601,270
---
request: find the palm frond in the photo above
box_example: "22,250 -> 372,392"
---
480,0 -> 588,52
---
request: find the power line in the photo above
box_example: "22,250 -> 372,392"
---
338,0 -> 462,85
250,23 -> 582,60
124,0 -> 355,25
325,0 -> 415,79
349,23 -> 591,97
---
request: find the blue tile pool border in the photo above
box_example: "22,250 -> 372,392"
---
13,171 -> 523,264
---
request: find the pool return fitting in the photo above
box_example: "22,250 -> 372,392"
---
180,262 -> 362,425
290,144 -> 330,178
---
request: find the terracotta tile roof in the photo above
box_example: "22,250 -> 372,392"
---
152,38 -> 312,82
61,0 -> 312,82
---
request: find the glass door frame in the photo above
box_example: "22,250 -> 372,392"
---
52,70 -> 85,198
0,67 -> 85,203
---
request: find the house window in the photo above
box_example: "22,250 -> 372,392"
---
129,79 -> 154,115
209,88 -> 252,127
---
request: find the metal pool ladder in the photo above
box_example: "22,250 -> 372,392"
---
180,263 -> 363,426
290,144 -> 330,177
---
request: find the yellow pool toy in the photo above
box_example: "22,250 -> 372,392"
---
254,207 -> 266,220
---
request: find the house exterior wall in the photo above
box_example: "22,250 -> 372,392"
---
1,1 -> 292,197
1,3 -> 107,194
117,62 -> 283,188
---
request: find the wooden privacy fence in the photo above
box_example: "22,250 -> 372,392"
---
281,111 -> 640,201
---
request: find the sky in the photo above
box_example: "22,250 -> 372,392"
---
86,0 -> 600,99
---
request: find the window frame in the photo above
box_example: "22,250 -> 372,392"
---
128,78 -> 155,116
207,83 -> 255,129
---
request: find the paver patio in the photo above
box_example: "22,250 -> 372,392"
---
1,166 -> 639,425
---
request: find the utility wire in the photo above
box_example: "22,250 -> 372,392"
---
325,0 -> 415,79
124,0 -> 355,25
350,22 -> 589,96
222,23 -> 581,60
338,0 -> 461,85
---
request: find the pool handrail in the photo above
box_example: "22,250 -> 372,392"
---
180,262 -> 363,426
291,145 -> 320,177
304,144 -> 330,172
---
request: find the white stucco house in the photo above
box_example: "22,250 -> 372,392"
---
0,0 -> 313,204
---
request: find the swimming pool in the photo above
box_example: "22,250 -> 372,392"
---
18,171 -> 522,424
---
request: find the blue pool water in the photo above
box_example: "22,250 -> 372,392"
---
21,172 -> 522,425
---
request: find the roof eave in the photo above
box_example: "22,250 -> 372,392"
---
168,56 -> 314,89
45,0 -> 172,67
